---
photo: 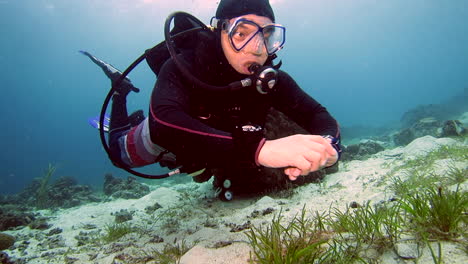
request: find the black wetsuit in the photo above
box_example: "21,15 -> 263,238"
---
149,59 -> 340,166
146,32 -> 340,193
109,30 -> 340,194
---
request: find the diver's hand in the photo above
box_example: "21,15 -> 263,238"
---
257,135 -> 338,181
284,136 -> 339,180
111,73 -> 139,97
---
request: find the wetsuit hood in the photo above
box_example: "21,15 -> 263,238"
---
216,0 -> 275,22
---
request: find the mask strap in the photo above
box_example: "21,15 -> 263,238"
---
210,17 -> 228,31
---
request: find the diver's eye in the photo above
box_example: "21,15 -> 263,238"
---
262,27 -> 274,38
232,31 -> 246,40
231,22 -> 257,41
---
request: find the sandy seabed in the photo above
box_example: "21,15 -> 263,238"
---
3,135 -> 468,264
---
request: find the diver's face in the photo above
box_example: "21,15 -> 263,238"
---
221,14 -> 271,75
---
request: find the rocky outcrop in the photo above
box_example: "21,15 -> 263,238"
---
393,117 -> 466,146
45,177 -> 102,208
440,120 -> 466,137
0,233 -> 15,250
341,140 -> 386,161
0,207 -> 35,231
2,176 -> 102,209
103,174 -> 150,199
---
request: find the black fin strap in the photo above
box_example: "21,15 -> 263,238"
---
154,149 -> 170,163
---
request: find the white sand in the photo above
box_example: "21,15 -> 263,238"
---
3,135 -> 467,264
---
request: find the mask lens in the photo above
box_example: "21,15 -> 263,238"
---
229,20 -> 261,51
263,25 -> 285,54
228,19 -> 286,55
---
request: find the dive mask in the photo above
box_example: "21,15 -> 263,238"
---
214,17 -> 286,55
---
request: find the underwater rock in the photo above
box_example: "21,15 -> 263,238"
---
401,89 -> 468,129
9,176 -> 102,209
410,117 -> 442,138
75,230 -> 100,246
46,176 -> 102,208
0,195 -> 20,206
28,217 -> 51,230
0,233 -> 15,250
0,208 -> 36,231
52,176 -> 77,188
47,228 -> 62,236
112,209 -> 133,223
103,174 -> 150,199
145,202 -> 163,214
393,117 -> 466,146
63,256 -> 79,264
261,207 -> 275,216
393,128 -> 415,146
341,140 -> 385,161
400,104 -> 448,128
228,221 -> 251,232
212,241 -> 234,249
264,108 -> 309,139
0,252 -> 18,264
250,207 -> 275,218
38,235 -> 66,250
439,120 -> 466,137
393,117 -> 441,146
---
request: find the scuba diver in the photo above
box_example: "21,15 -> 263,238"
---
86,0 -> 342,200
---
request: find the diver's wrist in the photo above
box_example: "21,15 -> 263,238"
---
112,93 -> 127,103
321,135 -> 342,159
233,124 -> 264,167
255,138 -> 267,166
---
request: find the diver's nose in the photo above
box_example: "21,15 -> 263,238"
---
244,34 -> 266,56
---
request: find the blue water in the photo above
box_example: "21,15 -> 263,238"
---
1,0 -> 467,194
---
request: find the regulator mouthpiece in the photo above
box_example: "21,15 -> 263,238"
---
248,63 -> 278,95
248,63 -> 261,74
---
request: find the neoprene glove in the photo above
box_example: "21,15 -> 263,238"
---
110,72 -> 139,98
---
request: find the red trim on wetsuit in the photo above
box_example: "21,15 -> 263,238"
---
255,138 -> 267,166
149,101 -> 233,140
126,126 -> 149,166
